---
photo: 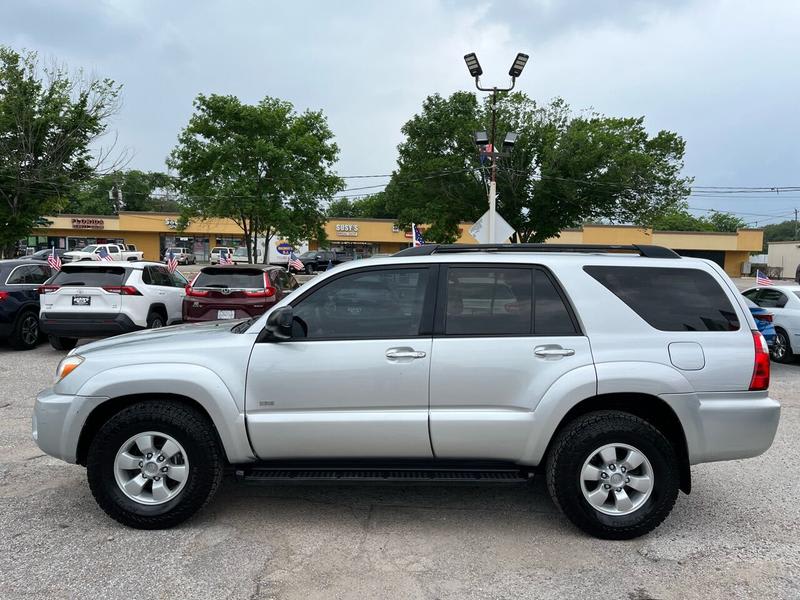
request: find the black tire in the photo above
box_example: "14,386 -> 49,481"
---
87,401 -> 223,529
770,329 -> 793,363
9,309 -> 40,350
546,411 -> 679,540
49,335 -> 78,351
146,311 -> 166,329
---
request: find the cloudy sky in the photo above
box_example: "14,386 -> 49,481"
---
3,0 -> 799,226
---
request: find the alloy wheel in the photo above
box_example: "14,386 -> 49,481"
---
113,431 -> 189,505
771,332 -> 788,361
20,315 -> 39,346
580,443 -> 654,516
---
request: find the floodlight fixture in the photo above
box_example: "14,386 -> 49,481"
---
464,53 -> 483,78
508,53 -> 529,78
474,131 -> 489,146
502,132 -> 518,150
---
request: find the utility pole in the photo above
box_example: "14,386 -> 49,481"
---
465,52 -> 528,243
794,208 -> 798,240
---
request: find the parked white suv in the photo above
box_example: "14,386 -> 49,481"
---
32,244 -> 779,538
39,262 -> 188,350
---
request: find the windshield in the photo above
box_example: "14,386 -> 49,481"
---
300,251 -> 318,259
51,265 -> 127,286
193,268 -> 265,289
166,248 -> 184,254
233,247 -> 248,256
80,245 -> 98,253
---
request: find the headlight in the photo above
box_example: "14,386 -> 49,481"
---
55,355 -> 84,382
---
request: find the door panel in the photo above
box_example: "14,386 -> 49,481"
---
246,339 -> 433,458
245,265 -> 436,459
429,336 -> 593,460
428,265 -> 593,461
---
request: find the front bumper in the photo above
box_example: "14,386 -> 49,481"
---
40,312 -> 142,338
32,388 -> 108,464
663,391 -> 780,464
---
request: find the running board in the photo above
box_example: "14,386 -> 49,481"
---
236,467 -> 533,484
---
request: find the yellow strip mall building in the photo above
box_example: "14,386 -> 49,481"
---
28,213 -> 763,277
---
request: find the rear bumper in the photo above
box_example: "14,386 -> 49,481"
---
662,391 -> 780,464
33,388 -> 108,464
40,312 -> 142,338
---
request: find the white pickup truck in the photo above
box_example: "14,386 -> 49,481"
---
63,243 -> 144,263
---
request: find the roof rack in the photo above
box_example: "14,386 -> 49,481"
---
393,243 -> 681,259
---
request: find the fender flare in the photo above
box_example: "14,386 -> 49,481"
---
75,363 -> 255,463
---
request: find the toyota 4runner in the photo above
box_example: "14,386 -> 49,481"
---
32,244 -> 780,539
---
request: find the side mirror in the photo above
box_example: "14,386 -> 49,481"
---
259,306 -> 293,342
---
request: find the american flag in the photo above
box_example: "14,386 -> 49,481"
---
756,270 -> 774,286
219,249 -> 233,265
47,247 -> 61,272
97,246 -> 114,262
167,250 -> 179,273
288,251 -> 304,271
412,223 -> 425,247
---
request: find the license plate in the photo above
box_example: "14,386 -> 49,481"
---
72,296 -> 91,306
217,310 -> 235,320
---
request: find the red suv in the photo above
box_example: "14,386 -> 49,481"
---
182,265 -> 299,322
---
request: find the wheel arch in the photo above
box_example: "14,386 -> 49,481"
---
147,303 -> 168,321
542,393 -> 691,494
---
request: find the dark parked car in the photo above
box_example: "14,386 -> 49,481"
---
743,296 -> 776,349
183,265 -> 299,322
293,249 -> 352,274
23,248 -> 67,262
0,260 -> 53,349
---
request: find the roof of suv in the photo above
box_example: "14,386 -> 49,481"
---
57,261 -> 163,270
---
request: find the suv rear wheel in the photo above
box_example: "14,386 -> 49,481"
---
9,310 -> 40,350
87,401 -> 223,529
146,311 -> 165,329
546,410 -> 679,540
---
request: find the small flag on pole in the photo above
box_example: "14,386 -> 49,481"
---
412,223 -> 425,247
167,250 -> 179,273
288,252 -> 304,271
97,247 -> 114,262
219,249 -> 233,265
756,270 -> 774,286
47,247 -> 61,272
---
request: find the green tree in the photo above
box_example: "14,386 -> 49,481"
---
0,47 -> 121,255
704,210 -> 747,233
168,94 -> 343,262
761,219 -> 798,252
67,170 -> 180,214
648,203 -> 747,233
384,92 -> 692,243
326,192 -> 395,219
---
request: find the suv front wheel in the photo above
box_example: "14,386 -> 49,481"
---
546,411 -> 679,540
87,401 -> 223,529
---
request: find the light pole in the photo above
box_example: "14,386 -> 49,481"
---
464,52 -> 529,243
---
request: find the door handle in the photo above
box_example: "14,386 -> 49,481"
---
386,348 -> 427,359
534,345 -> 575,358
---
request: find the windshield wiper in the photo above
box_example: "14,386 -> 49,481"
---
231,317 -> 256,334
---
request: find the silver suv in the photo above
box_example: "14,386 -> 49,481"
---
32,244 -> 780,539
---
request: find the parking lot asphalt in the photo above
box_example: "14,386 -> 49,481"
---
1,340 -> 799,600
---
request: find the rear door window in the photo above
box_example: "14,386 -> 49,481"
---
534,270 -> 579,335
584,266 -> 740,331
50,266 -> 127,287
445,267 -> 533,335
193,268 -> 265,289
6,264 -> 52,285
754,289 -> 788,308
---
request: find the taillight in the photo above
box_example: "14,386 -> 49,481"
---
103,286 -> 142,296
185,284 -> 209,297
0,291 -> 8,301
749,330 -> 770,391
755,313 -> 773,323
244,287 -> 276,298
37,285 -> 60,294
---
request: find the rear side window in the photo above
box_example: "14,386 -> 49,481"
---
584,266 -> 739,331
6,264 -> 52,285
51,266 -> 127,287
753,289 -> 788,309
193,268 -> 265,289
